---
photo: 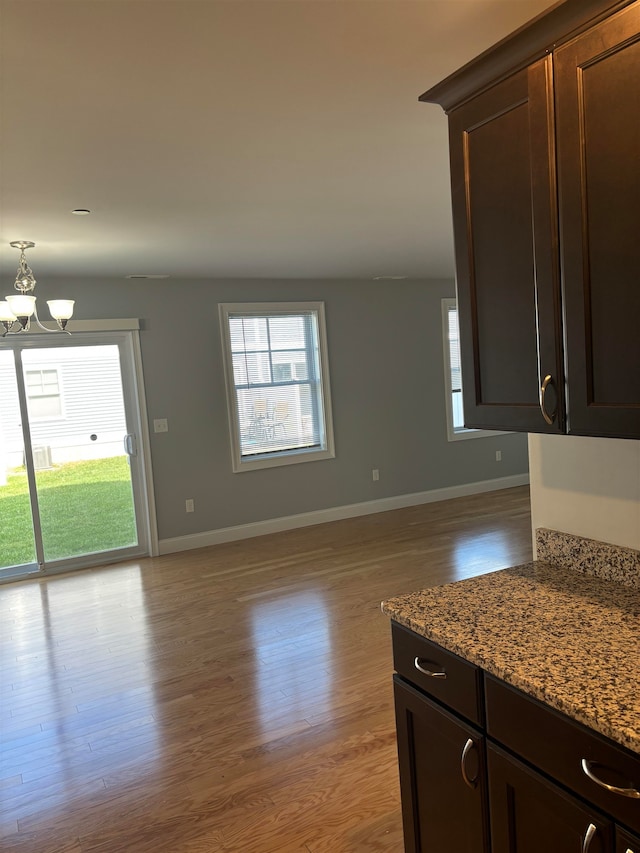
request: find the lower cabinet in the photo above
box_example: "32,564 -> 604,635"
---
394,676 -> 489,853
488,743 -> 614,853
391,623 -> 640,853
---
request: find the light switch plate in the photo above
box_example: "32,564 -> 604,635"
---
154,418 -> 168,433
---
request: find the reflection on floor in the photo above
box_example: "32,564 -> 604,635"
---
0,485 -> 532,852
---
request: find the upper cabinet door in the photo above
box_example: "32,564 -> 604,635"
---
555,1 -> 640,438
448,57 -> 564,433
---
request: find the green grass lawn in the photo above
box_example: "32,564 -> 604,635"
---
0,456 -> 137,568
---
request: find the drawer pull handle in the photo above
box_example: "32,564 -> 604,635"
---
414,657 -> 446,678
581,759 -> 640,799
582,822 -> 596,853
460,737 -> 478,789
540,373 -> 556,425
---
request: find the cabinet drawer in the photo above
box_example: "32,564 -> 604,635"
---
485,675 -> 640,834
391,622 -> 483,725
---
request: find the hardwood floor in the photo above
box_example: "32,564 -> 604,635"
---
0,486 -> 532,852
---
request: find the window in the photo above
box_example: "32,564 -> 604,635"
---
442,299 -> 505,441
219,302 -> 335,472
25,367 -> 63,419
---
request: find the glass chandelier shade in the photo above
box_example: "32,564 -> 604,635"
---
1,241 -> 75,335
0,301 -> 18,322
7,294 -> 37,318
47,299 -> 75,321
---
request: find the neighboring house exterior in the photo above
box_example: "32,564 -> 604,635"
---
0,346 -> 127,481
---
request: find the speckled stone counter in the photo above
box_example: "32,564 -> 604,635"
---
536,527 -> 640,589
382,531 -> 640,754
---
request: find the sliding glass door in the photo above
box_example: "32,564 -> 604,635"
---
0,350 -> 37,568
0,332 -> 152,579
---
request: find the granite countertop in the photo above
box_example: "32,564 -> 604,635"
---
381,530 -> 640,754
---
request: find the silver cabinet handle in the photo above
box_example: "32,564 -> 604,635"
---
581,758 -> 640,799
414,656 -> 446,678
460,737 -> 477,789
539,373 -> 556,425
582,822 -> 596,853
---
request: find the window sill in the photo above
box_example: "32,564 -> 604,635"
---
233,446 -> 335,473
447,427 -> 510,442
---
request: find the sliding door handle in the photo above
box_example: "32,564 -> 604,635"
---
124,433 -> 137,457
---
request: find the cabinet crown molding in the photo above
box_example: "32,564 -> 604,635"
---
420,0 -> 634,112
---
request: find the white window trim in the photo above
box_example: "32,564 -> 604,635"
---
219,301 -> 336,473
441,298 -> 507,442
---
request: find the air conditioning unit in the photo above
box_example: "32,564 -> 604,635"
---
32,445 -> 53,470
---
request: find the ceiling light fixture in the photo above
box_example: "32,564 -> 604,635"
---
373,275 -> 408,281
125,274 -> 170,280
0,241 -> 75,337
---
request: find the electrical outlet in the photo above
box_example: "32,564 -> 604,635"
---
372,468 -> 380,481
185,498 -> 194,513
495,450 -> 502,462
154,418 -> 169,433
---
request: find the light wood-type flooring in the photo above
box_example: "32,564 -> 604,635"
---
1,486 -> 533,853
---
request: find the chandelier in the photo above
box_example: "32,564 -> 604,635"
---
0,241 -> 75,336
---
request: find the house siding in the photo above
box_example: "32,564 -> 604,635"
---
0,345 -> 127,468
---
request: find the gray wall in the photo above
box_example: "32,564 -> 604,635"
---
38,276 -> 529,541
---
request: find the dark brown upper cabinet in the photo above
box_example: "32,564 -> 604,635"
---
422,0 -> 640,440
554,3 -> 640,437
447,57 -> 563,433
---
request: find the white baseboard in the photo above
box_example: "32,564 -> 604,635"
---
158,473 -> 529,556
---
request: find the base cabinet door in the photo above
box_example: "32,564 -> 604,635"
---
393,676 -> 489,853
488,744 -> 614,853
618,827 -> 640,853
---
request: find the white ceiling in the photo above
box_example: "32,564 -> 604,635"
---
0,0 -> 558,281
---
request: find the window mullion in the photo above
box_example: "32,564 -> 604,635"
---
241,318 -> 251,389
265,319 -> 274,385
